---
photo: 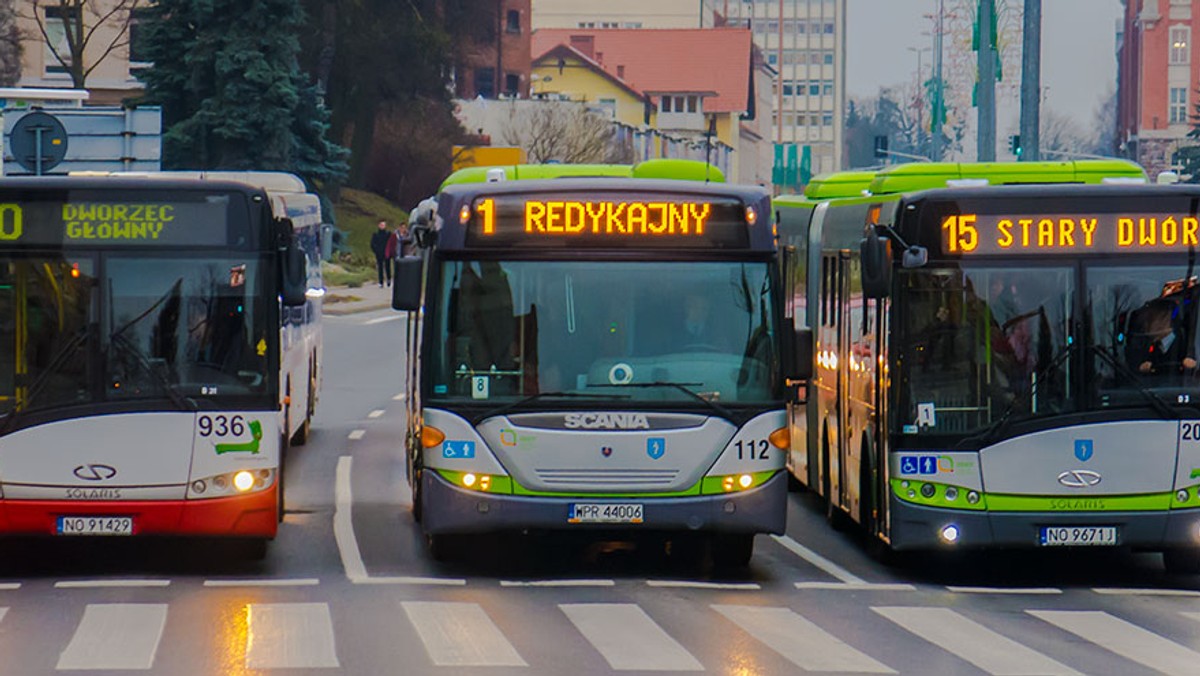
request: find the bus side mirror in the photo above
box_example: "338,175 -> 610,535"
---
392,256 -> 423,311
861,230 -> 892,299
281,240 -> 307,307
793,328 -> 813,381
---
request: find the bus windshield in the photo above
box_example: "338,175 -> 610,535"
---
428,260 -> 780,406
1088,263 -> 1200,408
896,264 -> 1075,437
0,254 -> 270,418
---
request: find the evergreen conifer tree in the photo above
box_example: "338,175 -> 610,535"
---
138,0 -> 346,182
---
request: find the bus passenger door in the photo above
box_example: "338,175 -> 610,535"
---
831,251 -> 852,512
815,252 -> 845,505
782,245 -> 808,484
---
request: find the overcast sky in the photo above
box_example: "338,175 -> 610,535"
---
847,0 -> 1123,126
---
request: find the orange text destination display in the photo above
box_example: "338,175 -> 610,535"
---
464,194 -> 750,249
942,212 -> 1200,256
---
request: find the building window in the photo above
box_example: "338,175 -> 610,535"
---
43,5 -> 80,75
822,114 -> 834,127
809,82 -> 820,96
504,73 -> 520,97
795,21 -> 806,34
661,96 -> 672,113
506,10 -> 521,34
474,68 -> 495,98
127,6 -> 154,74
824,22 -> 835,34
578,22 -> 594,28
686,96 -> 699,113
1171,25 -> 1190,65
767,53 -> 777,65
1170,87 -> 1189,124
824,52 -> 834,65
782,82 -> 793,96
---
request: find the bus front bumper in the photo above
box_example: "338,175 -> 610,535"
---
0,489 -> 278,538
421,470 -> 787,536
889,496 -> 1200,551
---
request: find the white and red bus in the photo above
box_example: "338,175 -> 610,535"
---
0,172 -> 322,556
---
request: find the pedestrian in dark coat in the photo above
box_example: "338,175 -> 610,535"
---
370,220 -> 392,287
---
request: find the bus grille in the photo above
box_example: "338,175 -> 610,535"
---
534,468 -> 681,487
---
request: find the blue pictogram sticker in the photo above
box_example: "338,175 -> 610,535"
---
1075,439 -> 1094,462
442,441 -> 476,459
900,455 -> 938,475
647,438 -> 666,460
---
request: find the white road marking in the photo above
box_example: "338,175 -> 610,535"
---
560,603 -> 703,671
402,601 -> 527,667
715,604 -> 894,673
1030,609 -> 1200,674
647,580 -> 761,590
347,429 -> 366,440
203,578 -> 320,587
771,534 -> 867,584
875,606 -> 1079,675
357,576 -> 467,586
947,587 -> 1062,595
363,315 -> 402,325
501,579 -> 615,587
393,392 -> 407,401
246,603 -> 340,669
795,582 -> 916,591
334,455 -> 369,583
57,604 -> 168,670
1092,587 -> 1200,597
55,580 -> 170,589
0,583 -> 20,590
367,409 -> 385,419
0,608 -> 6,622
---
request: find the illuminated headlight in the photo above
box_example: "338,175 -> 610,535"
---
721,474 -> 756,492
459,473 -> 493,491
939,524 -> 960,544
188,469 -> 275,499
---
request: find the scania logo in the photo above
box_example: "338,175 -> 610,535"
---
1056,469 -> 1102,488
73,464 -> 117,481
563,413 -> 650,430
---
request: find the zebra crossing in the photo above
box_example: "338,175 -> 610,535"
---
1,593 -> 1199,673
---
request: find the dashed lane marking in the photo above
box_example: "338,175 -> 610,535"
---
348,429 -> 366,440
795,582 -> 917,591
56,580 -> 170,589
367,409 -> 385,419
771,534 -> 868,584
1092,587 -> 1200,597
947,586 -> 1062,595
203,579 -> 320,587
393,393 -> 407,401
363,315 -> 402,325
647,580 -> 761,590
501,579 -> 615,588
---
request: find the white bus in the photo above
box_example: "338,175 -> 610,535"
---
0,172 -> 323,556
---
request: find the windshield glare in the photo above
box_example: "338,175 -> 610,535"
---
107,257 -> 269,399
897,265 -> 1074,436
429,261 -> 780,405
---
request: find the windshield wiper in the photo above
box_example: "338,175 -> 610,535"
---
588,381 -> 734,420
0,326 -> 92,436
961,340 -> 1078,448
108,333 -> 196,412
1091,344 -> 1179,419
473,390 -> 630,424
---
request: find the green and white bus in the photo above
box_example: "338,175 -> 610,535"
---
775,160 -> 1200,572
392,160 -> 794,566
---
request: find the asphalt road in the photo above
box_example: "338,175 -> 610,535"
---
2,308 -> 1199,674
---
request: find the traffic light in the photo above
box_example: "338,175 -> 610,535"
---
873,135 -> 889,159
1009,134 -> 1022,157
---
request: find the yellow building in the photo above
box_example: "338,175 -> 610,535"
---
15,0 -> 146,105
531,28 -> 770,185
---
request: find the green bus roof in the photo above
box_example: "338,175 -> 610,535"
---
866,159 -> 1146,194
801,170 -> 879,199
438,159 -> 725,192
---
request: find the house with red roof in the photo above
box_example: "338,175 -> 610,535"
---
530,28 -> 773,185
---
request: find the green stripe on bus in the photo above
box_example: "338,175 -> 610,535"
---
434,469 -> 778,498
891,478 -> 1200,512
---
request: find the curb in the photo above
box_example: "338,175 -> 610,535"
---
323,301 -> 391,316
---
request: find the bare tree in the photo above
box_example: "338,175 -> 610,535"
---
0,0 -> 21,86
1088,85 -> 1119,156
501,103 -> 629,164
1039,109 -> 1090,157
27,0 -> 140,89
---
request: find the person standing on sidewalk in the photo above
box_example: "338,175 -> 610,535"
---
370,220 -> 392,287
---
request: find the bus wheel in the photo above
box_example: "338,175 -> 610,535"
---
823,437 -> 851,531
1163,548 -> 1200,575
411,468 -> 424,523
711,533 -> 755,569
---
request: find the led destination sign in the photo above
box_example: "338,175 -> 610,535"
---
464,194 -> 751,249
941,212 -> 1200,256
0,198 -> 234,248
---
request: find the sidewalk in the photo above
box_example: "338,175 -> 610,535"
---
323,281 -> 394,316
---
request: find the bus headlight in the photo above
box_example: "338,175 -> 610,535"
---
939,524 -> 960,544
233,470 -> 256,492
188,469 -> 275,499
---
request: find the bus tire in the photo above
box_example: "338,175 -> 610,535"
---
411,468 -> 424,523
1163,548 -> 1200,575
711,533 -> 755,569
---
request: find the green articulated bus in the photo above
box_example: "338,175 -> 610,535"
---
772,159 -> 1200,572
